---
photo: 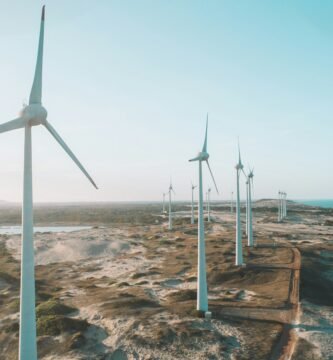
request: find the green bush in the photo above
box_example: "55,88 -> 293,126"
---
36,300 -> 76,317
37,315 -> 88,336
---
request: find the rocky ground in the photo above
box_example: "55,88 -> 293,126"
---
0,201 -> 332,359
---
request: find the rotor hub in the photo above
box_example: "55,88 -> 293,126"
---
20,104 -> 47,126
198,151 -> 209,161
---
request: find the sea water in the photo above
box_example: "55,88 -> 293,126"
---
295,200 -> 333,208
0,226 -> 91,235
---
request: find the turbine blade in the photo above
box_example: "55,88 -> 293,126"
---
202,113 -> 208,153
29,6 -> 45,105
44,121 -> 98,189
0,118 -> 26,134
189,156 -> 200,162
206,160 -> 219,194
237,139 -> 242,166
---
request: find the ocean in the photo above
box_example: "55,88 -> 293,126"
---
295,200 -> 333,208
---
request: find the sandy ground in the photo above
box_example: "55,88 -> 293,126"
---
6,227 -> 131,265
0,200 -> 332,359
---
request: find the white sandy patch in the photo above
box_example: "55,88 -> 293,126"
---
295,300 -> 333,359
5,227 -> 133,265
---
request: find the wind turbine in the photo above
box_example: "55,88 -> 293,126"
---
207,188 -> 212,222
189,115 -> 218,312
245,178 -> 249,235
0,7 -> 97,360
162,193 -> 166,213
247,168 -> 254,247
191,183 -> 197,224
231,191 -> 234,213
278,191 -> 282,222
284,193 -> 287,217
168,180 -> 175,230
235,143 -> 245,266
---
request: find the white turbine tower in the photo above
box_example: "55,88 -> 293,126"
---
235,144 -> 245,266
278,191 -> 282,222
247,168 -> 254,247
0,7 -> 97,360
245,179 -> 249,235
162,193 -> 166,213
231,191 -> 234,213
168,181 -> 175,230
284,192 -> 287,217
207,188 -> 212,222
191,183 -> 197,224
189,115 -> 218,312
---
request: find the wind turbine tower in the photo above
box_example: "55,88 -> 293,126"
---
235,144 -> 245,266
168,181 -> 175,230
162,193 -> 166,213
189,115 -> 218,312
0,7 -> 97,360
247,168 -> 254,247
191,183 -> 197,224
278,191 -> 282,222
245,179 -> 249,235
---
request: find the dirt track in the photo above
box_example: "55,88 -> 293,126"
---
219,244 -> 301,360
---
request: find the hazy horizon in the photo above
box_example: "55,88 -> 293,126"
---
1,1 -> 332,202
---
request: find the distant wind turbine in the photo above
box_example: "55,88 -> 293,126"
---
0,7 -> 97,360
231,191 -> 234,213
189,114 -> 219,312
278,191 -> 282,222
278,191 -> 286,222
235,143 -> 246,266
247,168 -> 254,247
168,180 -> 175,230
162,193 -> 166,213
191,183 -> 197,224
245,178 -> 249,235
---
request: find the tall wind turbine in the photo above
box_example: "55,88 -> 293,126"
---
247,168 -> 254,247
278,191 -> 281,222
207,188 -> 212,222
235,144 -> 245,266
162,193 -> 166,213
0,7 -> 97,360
191,183 -> 197,224
168,180 -> 175,230
245,178 -> 249,235
284,192 -> 287,217
189,115 -> 218,312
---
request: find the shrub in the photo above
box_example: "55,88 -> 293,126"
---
37,315 -> 88,336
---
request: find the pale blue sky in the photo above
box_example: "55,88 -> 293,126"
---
0,0 -> 332,202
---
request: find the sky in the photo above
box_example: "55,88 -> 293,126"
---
0,0 -> 332,202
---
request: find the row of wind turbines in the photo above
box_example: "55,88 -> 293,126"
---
162,116 -> 256,313
278,191 -> 288,221
0,7 -> 288,359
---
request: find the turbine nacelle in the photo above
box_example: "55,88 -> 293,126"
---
235,162 -> 243,171
189,151 -> 209,162
20,104 -> 47,126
